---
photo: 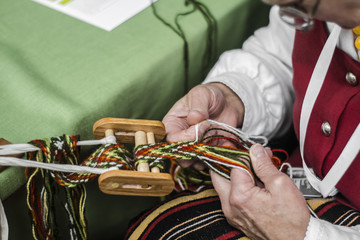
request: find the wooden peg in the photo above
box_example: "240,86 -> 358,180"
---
94,118 -> 174,197
146,132 -> 160,173
135,131 -> 150,172
105,129 -> 114,138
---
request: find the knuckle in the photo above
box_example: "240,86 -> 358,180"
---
188,85 -> 210,97
176,159 -> 193,168
229,191 -> 248,207
270,174 -> 289,187
254,160 -> 273,175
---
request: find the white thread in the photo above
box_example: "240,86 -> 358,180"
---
0,144 -> 40,155
307,204 -> 319,219
77,135 -> 117,146
0,136 -> 117,156
206,119 -> 268,147
165,213 -> 225,240
174,165 -> 186,191
280,162 -> 293,179
190,119 -> 269,183
195,185 -> 206,192
0,156 -> 118,175
65,203 -> 76,240
199,156 -> 255,183
176,178 -> 186,191
195,123 -> 199,142
40,187 -> 47,228
339,211 -> 358,226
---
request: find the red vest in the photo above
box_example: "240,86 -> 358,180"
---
292,21 -> 360,210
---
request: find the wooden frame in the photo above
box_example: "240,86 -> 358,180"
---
94,118 -> 174,196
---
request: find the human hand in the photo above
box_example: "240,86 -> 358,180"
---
211,144 -> 310,240
162,83 -> 245,169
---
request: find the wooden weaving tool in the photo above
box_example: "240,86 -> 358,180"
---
94,118 -> 175,196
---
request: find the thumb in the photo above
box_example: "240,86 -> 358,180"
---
249,144 -> 280,186
186,87 -> 211,125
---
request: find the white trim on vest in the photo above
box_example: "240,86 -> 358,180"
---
299,25 -> 360,198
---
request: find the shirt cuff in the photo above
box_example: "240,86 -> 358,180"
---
304,216 -> 323,240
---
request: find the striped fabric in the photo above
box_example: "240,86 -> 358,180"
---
125,189 -> 360,240
308,198 -> 360,226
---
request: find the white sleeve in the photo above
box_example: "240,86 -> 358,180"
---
0,198 -> 8,240
305,216 -> 360,240
203,6 -> 295,139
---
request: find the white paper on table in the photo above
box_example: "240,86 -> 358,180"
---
32,0 -> 155,31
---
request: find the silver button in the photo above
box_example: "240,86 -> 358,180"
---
346,72 -> 358,86
321,122 -> 331,136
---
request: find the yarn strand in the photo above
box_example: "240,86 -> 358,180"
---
150,0 -> 217,93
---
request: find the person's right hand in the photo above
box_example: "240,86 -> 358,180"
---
162,82 -> 245,169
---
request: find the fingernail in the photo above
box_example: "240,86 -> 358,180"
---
252,144 -> 265,158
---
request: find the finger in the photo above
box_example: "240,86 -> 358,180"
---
162,97 -> 193,142
186,87 -> 212,125
265,147 -> 273,158
163,119 -> 197,142
193,161 -> 206,171
229,168 -> 257,197
210,170 -> 231,203
176,159 -> 194,168
250,144 -> 281,188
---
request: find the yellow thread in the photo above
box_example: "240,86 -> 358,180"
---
32,225 -> 38,240
306,198 -> 330,210
353,27 -> 360,60
347,215 -> 360,226
333,210 -> 353,225
26,169 -> 39,214
353,26 -> 360,35
79,185 -> 87,238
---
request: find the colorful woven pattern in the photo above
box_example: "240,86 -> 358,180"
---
25,135 -> 132,240
134,127 -> 286,187
75,143 -> 133,186
125,189 -> 360,240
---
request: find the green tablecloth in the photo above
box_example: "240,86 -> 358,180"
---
0,0 -> 270,238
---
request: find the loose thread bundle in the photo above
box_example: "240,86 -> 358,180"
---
25,135 -> 132,240
151,0 -> 218,93
134,126 -> 287,190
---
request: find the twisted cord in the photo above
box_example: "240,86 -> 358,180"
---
151,0 -> 217,93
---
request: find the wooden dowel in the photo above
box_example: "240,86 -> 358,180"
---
105,129 -> 114,137
135,131 -> 150,172
147,132 -> 155,144
146,132 -> 160,173
135,131 -> 147,146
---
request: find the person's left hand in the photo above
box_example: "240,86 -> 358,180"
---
211,144 -> 310,240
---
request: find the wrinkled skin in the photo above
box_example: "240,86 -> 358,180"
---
162,83 -> 244,170
162,0 -> 359,238
211,144 -> 310,240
